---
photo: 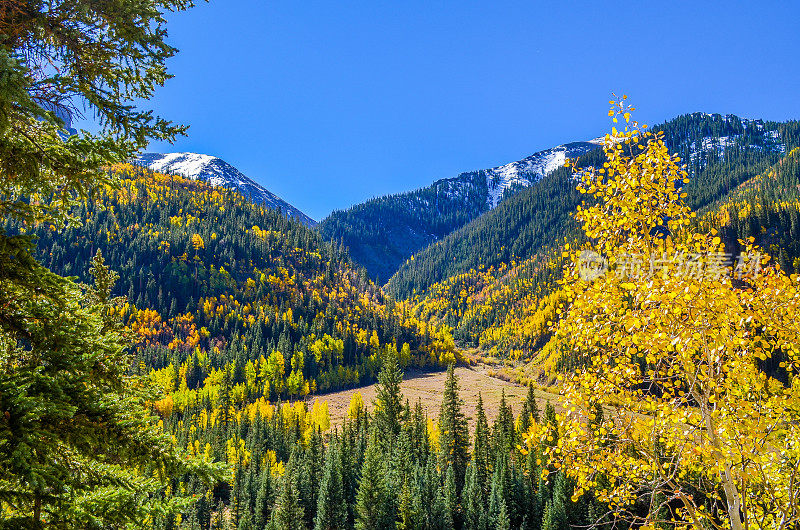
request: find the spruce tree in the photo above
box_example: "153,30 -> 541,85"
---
520,384 -> 540,434
543,402 -> 558,448
526,384 -> 540,424
373,347 -> 404,451
416,454 -> 452,530
314,443 -> 347,530
396,478 -> 422,530
0,250 -> 219,526
254,469 -> 275,530
443,466 -> 459,528
0,1 -> 209,518
355,432 -> 389,530
496,502 -> 511,530
493,390 -> 517,458
438,364 -> 470,495
472,393 -> 492,496
462,462 -> 488,530
270,458 -> 307,530
488,453 -> 512,528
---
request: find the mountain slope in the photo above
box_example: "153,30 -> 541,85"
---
317,141 -> 601,281
11,164 -> 455,396
388,113 -> 795,300
136,152 -> 316,226
402,113 -> 800,362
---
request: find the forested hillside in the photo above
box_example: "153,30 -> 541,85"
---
13,164 -> 457,396
3,0 -> 798,526
385,151 -> 601,299
389,113 -> 798,299
317,171 -> 490,282
405,114 -> 800,366
317,143 -> 598,282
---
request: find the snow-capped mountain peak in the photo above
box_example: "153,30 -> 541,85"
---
482,141 -> 602,208
135,152 -> 316,226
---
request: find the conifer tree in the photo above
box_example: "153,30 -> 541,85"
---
496,502 -> 511,530
493,390 -> 516,458
438,364 -> 470,497
254,469 -> 275,530
0,251 -> 219,526
443,466 -> 459,528
410,400 -> 429,464
488,453 -> 512,528
355,432 -> 389,530
396,478 -> 422,530
472,393 -> 492,496
0,0 -> 221,525
419,454 -> 452,530
314,443 -> 347,530
540,494 -> 567,530
520,384 -> 540,434
462,462 -> 488,530
270,457 -> 307,530
373,348 -> 403,451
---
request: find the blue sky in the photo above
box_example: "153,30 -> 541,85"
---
134,1 -> 799,221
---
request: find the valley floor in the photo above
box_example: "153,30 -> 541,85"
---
311,364 -> 560,430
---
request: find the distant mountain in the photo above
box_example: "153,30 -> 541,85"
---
395,114 -> 800,360
479,141 -> 602,207
317,141 -> 602,281
388,113 -> 796,299
135,152 -> 316,226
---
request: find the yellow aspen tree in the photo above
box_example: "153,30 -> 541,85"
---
549,98 -> 800,529
348,391 -> 365,420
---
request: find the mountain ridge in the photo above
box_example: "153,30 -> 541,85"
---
317,139 -> 603,281
136,152 -> 317,227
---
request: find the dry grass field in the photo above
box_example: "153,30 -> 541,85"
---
309,364 -> 561,430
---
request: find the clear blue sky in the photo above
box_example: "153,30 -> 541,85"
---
135,0 -> 800,221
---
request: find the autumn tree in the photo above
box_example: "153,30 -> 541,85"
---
550,98 -> 800,529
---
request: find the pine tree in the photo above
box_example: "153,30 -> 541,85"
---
0,3 -> 210,523
488,453 -> 512,528
472,393 -> 492,496
443,466 -> 458,528
271,454 -> 307,530
438,364 -> 470,495
419,454 -> 450,530
540,498 -> 567,530
355,432 -> 389,530
373,349 -> 404,451
254,469 -> 275,530
538,472 -> 568,530
314,443 -> 347,530
496,502 -> 511,530
520,384 -> 540,433
543,402 -> 558,447
462,462 -> 488,530
396,478 -> 422,530
0,250 -> 219,525
493,390 -> 517,458
237,512 -> 253,530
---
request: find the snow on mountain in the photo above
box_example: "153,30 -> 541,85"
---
429,140 -> 603,210
135,152 -> 316,226
481,140 -> 602,208
669,113 -> 786,168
